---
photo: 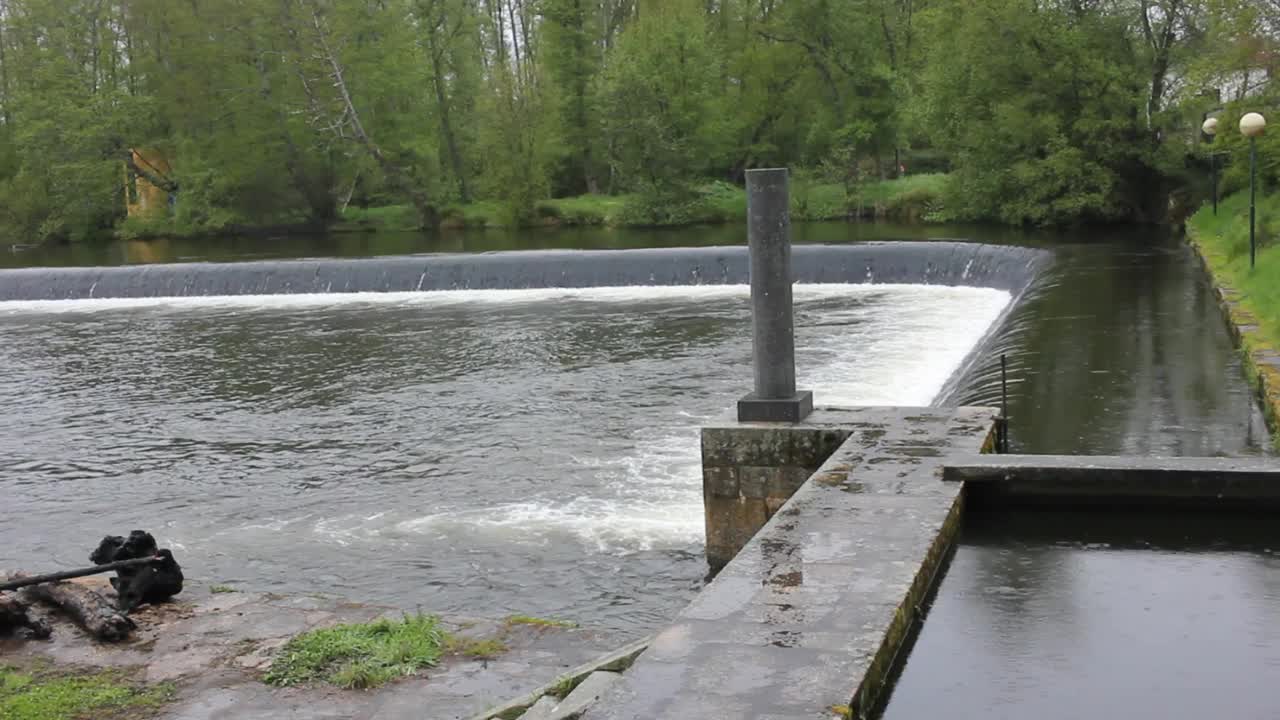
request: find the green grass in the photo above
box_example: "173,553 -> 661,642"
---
337,173 -> 951,232
209,584 -> 236,594
538,194 -> 630,226
504,615 -> 577,629
857,173 -> 948,204
338,204 -> 422,232
443,636 -> 508,659
1189,189 -> 1280,447
1189,191 -> 1280,343
0,666 -> 173,720
548,674 -> 579,699
263,613 -> 447,690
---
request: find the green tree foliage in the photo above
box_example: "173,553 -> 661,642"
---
596,0 -> 723,191
0,0 -> 1271,242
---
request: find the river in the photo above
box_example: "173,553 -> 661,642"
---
2,221 -> 1276,715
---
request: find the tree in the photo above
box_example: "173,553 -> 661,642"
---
596,0 -> 722,192
282,0 -> 442,228
541,0 -> 602,193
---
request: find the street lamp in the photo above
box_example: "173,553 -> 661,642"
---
1241,112 -> 1267,269
1203,116 -> 1220,215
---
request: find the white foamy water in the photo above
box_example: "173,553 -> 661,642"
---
304,283 -> 1012,552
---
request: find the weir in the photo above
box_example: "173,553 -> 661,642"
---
0,242 -> 1045,301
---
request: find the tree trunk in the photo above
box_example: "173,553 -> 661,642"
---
0,9 -> 10,128
309,2 -> 438,228
122,149 -> 178,194
430,46 -> 471,202
253,47 -> 336,225
0,592 -> 51,639
572,0 -> 597,194
18,577 -> 135,641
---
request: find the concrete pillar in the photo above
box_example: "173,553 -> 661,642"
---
738,168 -> 813,423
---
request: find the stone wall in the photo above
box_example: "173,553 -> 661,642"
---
701,418 -> 853,572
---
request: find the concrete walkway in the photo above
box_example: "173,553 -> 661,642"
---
583,406 -> 998,720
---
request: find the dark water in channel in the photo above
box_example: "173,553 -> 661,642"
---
5,222 -> 1280,713
884,230 -> 1280,718
884,513 -> 1280,720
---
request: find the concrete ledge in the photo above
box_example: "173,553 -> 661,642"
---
946,454 -> 1280,508
0,243 -> 1049,300
587,406 -> 998,720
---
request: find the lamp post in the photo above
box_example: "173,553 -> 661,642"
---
1241,112 -> 1267,269
1203,117 -> 1219,215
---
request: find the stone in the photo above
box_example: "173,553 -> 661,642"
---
549,671 -> 621,720
515,696 -> 559,720
89,530 -> 184,611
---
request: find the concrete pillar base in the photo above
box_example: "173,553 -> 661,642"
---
736,390 -> 813,423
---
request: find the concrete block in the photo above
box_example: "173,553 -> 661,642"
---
701,466 -> 738,497
515,696 -> 559,720
767,466 -> 815,498
788,429 -> 851,467
701,427 -> 790,467
737,466 -> 774,498
549,671 -> 621,720
945,453 -> 1280,508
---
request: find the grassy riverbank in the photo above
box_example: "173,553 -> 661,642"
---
1188,190 -> 1280,444
338,174 -> 948,232
1188,192 -> 1280,341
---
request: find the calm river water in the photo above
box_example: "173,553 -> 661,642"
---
3,221 -> 1277,714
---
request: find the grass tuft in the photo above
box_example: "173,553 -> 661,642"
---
504,615 -> 577,629
444,636 -> 508,659
548,674 -> 578,698
263,613 -> 445,689
0,666 -> 172,720
209,585 -> 236,594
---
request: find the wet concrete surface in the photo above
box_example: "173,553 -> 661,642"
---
945,453 -> 1280,508
1,579 -> 617,720
583,406 -> 996,720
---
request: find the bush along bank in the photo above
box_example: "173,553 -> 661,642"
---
1187,191 -> 1280,448
335,174 -> 950,232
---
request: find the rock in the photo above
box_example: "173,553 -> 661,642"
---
514,695 -> 559,720
546,672 -> 620,720
89,530 -> 184,611
0,592 -> 51,639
